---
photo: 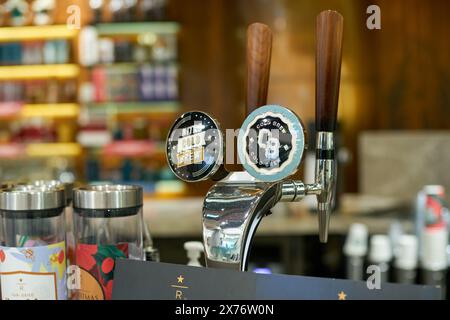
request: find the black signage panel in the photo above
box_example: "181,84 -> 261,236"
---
112,260 -> 440,300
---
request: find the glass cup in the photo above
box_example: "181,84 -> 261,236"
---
72,184 -> 144,300
0,185 -> 67,300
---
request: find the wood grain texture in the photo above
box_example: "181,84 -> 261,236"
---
316,10 -> 344,132
246,23 -> 273,115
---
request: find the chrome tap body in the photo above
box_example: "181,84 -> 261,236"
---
202,172 -> 325,271
315,131 -> 336,243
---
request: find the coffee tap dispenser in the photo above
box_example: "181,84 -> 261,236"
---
166,11 -> 344,271
315,11 -> 344,243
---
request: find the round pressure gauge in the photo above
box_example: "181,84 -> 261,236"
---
166,111 -> 224,182
238,105 -> 306,182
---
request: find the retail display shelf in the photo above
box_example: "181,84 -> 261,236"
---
0,103 -> 80,119
0,25 -> 79,43
94,61 -> 179,68
96,22 -> 180,36
101,140 -> 165,158
88,101 -> 180,115
0,64 -> 80,80
0,142 -> 82,159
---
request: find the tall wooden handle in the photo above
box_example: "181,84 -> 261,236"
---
246,23 -> 273,115
316,10 -> 344,132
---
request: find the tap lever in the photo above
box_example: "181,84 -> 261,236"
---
316,10 -> 344,132
246,23 -> 273,115
315,10 -> 344,243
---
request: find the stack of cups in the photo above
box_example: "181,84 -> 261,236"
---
417,185 -> 448,298
421,228 -> 448,297
394,235 -> 418,284
343,223 -> 368,281
369,235 -> 392,283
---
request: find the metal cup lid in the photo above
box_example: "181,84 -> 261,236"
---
27,180 -> 74,203
73,184 -> 143,210
0,185 -> 66,211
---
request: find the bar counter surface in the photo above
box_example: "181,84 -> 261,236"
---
143,194 -> 412,238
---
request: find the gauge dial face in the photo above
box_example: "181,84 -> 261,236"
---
166,111 -> 224,182
238,105 -> 306,182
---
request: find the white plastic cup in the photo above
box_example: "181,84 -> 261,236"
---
344,223 -> 368,257
369,235 -> 392,264
395,235 -> 419,270
421,228 -> 448,271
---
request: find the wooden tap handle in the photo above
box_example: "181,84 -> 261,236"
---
316,10 -> 344,132
246,23 -> 273,115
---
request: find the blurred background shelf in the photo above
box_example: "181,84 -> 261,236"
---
87,101 -> 180,116
21,103 -> 80,119
26,142 -> 82,157
101,140 -> 165,158
0,143 -> 82,159
96,22 -> 180,36
0,9 -> 182,192
0,64 -> 80,80
0,103 -> 80,119
94,62 -> 179,68
0,25 -> 79,42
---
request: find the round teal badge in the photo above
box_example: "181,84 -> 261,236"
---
238,105 -> 306,182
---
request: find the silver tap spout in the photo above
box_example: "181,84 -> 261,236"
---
315,131 -> 336,243
202,173 -> 318,271
202,172 -> 282,271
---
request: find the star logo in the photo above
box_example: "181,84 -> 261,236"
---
338,291 -> 347,300
177,275 -> 184,284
